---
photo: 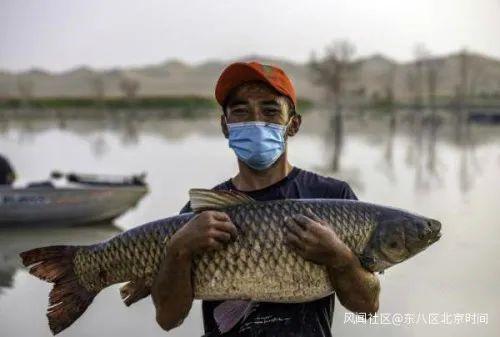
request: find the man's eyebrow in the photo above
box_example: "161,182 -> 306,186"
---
227,98 -> 280,107
227,99 -> 248,107
260,100 -> 280,106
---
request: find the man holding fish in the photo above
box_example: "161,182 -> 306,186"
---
152,61 -> 381,336
20,61 -> 440,337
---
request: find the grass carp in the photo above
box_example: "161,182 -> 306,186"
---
20,189 -> 441,334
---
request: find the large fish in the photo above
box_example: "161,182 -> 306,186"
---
20,189 -> 441,335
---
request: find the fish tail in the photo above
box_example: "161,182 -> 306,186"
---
20,245 -> 98,335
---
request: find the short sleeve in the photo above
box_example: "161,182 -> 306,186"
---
340,182 -> 358,200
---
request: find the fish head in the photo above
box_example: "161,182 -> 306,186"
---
360,208 -> 441,272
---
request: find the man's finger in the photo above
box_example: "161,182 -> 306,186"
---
206,238 -> 224,251
285,232 -> 304,252
305,208 -> 323,224
292,214 -> 313,230
287,218 -> 318,244
210,229 -> 232,243
212,220 -> 238,238
286,217 -> 306,238
210,211 -> 231,221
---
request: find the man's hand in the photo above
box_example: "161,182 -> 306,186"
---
167,210 -> 238,258
152,210 -> 238,331
284,208 -> 355,268
284,208 -> 380,316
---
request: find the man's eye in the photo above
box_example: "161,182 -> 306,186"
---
231,108 -> 247,115
263,109 -> 280,115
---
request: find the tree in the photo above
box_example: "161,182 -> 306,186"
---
455,48 -> 473,143
308,40 -> 359,172
90,75 -> 105,104
17,76 -> 34,107
309,40 -> 358,102
119,76 -> 140,104
426,57 -> 443,114
412,43 -> 430,110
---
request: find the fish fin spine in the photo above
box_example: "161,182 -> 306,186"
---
189,188 -> 254,212
119,279 -> 150,306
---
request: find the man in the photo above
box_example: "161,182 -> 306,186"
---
151,61 -> 380,337
0,154 -> 15,185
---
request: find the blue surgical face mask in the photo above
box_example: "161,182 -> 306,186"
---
227,120 -> 290,171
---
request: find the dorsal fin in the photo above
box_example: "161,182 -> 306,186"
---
189,189 -> 254,212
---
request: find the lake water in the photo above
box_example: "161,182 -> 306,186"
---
0,110 -> 499,337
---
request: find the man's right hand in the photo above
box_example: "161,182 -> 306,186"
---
167,211 -> 238,259
152,211 -> 238,331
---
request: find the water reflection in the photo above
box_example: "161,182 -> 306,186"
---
0,114 -> 8,135
328,108 -> 344,173
458,121 -> 480,194
378,110 -> 397,183
0,109 -> 499,337
410,113 -> 444,193
0,224 -> 122,298
121,116 -> 140,146
0,109 -> 223,144
1,109 -> 498,196
319,110 -> 366,192
91,134 -> 109,158
313,107 -> 498,197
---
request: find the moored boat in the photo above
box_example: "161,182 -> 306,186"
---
0,173 -> 148,227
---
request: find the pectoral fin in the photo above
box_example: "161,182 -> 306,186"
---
213,300 -> 256,334
119,279 -> 150,306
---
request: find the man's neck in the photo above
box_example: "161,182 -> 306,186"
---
231,154 -> 294,191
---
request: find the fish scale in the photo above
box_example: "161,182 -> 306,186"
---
191,199 -> 376,302
79,198 -> 370,300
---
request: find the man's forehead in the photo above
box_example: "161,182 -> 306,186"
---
228,81 -> 281,103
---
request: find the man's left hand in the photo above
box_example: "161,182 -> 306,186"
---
284,208 -> 355,270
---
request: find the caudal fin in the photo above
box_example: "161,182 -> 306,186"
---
20,245 -> 98,335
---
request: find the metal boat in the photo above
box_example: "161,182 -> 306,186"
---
0,172 -> 148,227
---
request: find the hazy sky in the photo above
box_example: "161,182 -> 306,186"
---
1,0 -> 499,72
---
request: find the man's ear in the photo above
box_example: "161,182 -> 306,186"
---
221,114 -> 229,138
287,114 -> 302,137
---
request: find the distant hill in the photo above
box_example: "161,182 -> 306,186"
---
1,52 -> 499,103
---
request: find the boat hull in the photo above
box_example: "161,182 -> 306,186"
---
0,186 -> 148,227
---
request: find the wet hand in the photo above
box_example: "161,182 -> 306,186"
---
284,208 -> 355,269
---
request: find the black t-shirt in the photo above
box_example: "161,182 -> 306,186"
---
0,154 -> 15,185
180,167 -> 358,337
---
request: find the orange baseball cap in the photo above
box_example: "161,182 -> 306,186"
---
215,61 -> 297,108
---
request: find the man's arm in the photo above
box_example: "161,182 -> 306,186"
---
151,211 -> 237,331
326,248 -> 380,315
151,240 -> 194,331
284,211 -> 380,315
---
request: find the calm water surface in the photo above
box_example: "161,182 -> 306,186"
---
0,110 -> 499,337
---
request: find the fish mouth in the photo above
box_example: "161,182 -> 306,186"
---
426,219 -> 442,245
426,231 -> 441,245
413,220 -> 441,250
